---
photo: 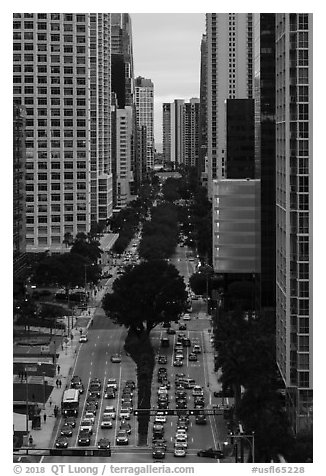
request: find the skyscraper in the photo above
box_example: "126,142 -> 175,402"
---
13,13 -> 112,253
162,103 -> 172,165
254,14 -> 276,311
275,13 -> 313,433
206,13 -> 253,196
199,33 -> 208,175
135,76 -> 154,171
183,98 -> 200,168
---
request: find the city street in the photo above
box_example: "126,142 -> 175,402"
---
38,245 -> 229,463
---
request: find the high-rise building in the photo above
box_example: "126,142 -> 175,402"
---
115,107 -> 134,209
135,76 -> 154,171
13,13 -> 112,253
13,103 -> 27,276
254,14 -> 276,311
111,13 -> 137,199
184,98 -> 200,168
199,33 -> 208,175
162,103 -> 172,165
275,13 -> 312,433
206,13 -> 253,196
162,98 -> 199,168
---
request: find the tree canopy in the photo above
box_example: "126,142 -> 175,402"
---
102,260 -> 188,335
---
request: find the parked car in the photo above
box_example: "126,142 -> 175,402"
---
197,448 -> 224,459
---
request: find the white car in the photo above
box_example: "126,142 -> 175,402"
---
175,429 -> 188,439
183,314 -> 191,321
193,345 -> 202,354
103,406 -> 116,419
119,408 -> 131,420
106,378 -> 118,390
174,435 -> 188,448
84,411 -> 95,423
192,385 -> 204,396
100,415 -> 113,429
80,419 -> 93,434
79,334 -> 88,343
157,386 -> 168,395
154,416 -> 167,424
174,444 -> 187,457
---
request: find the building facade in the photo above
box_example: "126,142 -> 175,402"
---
212,179 -> 260,274
13,103 -> 27,276
115,107 -> 134,209
184,98 -> 200,168
162,103 -> 172,165
206,13 -> 253,196
254,14 -> 277,311
13,13 -> 112,253
199,33 -> 208,176
135,76 -> 154,171
275,13 -> 313,433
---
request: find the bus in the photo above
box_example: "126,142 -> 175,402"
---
61,389 -> 80,417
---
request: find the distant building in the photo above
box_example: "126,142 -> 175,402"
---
275,13 -> 313,433
199,33 -> 208,176
184,98 -> 200,168
135,76 -> 154,171
115,107 -> 134,209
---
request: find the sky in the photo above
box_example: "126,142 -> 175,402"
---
131,13 -> 205,146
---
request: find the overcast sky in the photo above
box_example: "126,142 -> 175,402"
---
131,13 -> 205,145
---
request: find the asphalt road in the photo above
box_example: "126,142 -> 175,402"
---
41,244 -> 228,463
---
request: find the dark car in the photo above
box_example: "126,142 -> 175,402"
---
86,395 -> 99,408
160,379 -> 170,389
78,429 -> 91,446
195,415 -> 207,425
158,355 -> 167,364
158,401 -> 169,409
105,387 -> 116,399
167,328 -> 176,335
158,367 -> 167,374
152,438 -> 167,450
60,424 -> 73,437
197,448 -> 224,459
176,400 -> 187,409
98,438 -> 111,449
55,436 -> 69,448
179,324 -> 187,330
153,423 -> 164,438
70,376 -> 82,387
85,402 -> 97,414
65,416 -> 76,427
152,445 -> 166,459
125,380 -> 136,390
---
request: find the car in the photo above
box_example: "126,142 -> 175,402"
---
173,360 -> 183,367
167,328 -> 176,335
183,314 -> 191,321
175,390 -> 186,398
80,419 -> 93,434
60,424 -> 73,437
158,401 -> 169,409
175,429 -> 188,438
78,429 -> 91,446
152,438 -> 167,450
175,349 -> 184,356
174,444 -> 187,457
70,381 -> 84,393
104,387 -> 116,399
158,367 -> 167,374
160,379 -> 170,389
153,423 -> 164,437
106,379 -> 118,390
197,448 -> 224,459
176,401 -> 187,409
98,438 -> 111,449
116,430 -> 129,445
121,392 -> 133,402
89,381 -> 101,394
65,416 -> 76,427
154,415 -> 167,424
85,401 -> 97,413
178,333 -> 186,339
192,385 -> 204,396
193,345 -> 202,354
125,380 -> 136,389
195,414 -> 207,425
174,435 -> 188,448
119,408 -> 131,420
111,354 -> 122,363
189,353 -> 198,361
179,324 -> 187,330
152,445 -> 166,459
79,334 -> 88,343
90,377 -> 101,385
103,406 -> 116,419
157,386 -> 168,395
182,338 -> 191,347
84,411 -> 95,423
86,395 -> 99,408
100,414 -> 113,429
119,420 -> 131,434
55,436 -> 69,448
158,355 -> 167,364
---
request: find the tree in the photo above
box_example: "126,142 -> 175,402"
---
102,260 -> 188,336
70,233 -> 102,264
32,253 -> 101,292
63,232 -> 73,248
